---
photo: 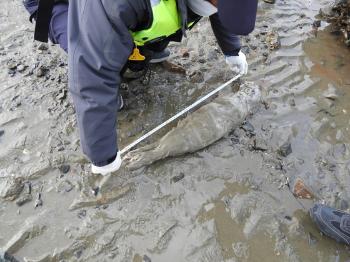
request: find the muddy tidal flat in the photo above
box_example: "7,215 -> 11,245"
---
1,0 -> 350,261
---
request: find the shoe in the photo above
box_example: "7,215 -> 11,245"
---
150,48 -> 170,63
310,203 -> 350,245
118,94 -> 124,111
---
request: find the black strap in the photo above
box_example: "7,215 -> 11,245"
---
34,0 -> 55,42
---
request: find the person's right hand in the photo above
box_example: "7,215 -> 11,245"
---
225,51 -> 248,76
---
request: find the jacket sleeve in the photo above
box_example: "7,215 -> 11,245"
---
68,0 -> 138,165
209,13 -> 241,56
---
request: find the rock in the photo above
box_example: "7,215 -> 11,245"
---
0,177 -> 24,201
293,178 -> 314,199
16,194 -> 32,207
278,142 -> 292,157
170,173 -> 185,183
59,164 -> 70,174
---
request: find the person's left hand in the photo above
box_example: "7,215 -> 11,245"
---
225,51 -> 248,75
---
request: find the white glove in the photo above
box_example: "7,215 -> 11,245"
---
225,51 -> 248,75
91,152 -> 122,175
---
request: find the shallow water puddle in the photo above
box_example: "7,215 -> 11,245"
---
304,28 -> 350,143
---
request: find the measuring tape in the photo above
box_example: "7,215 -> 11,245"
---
120,74 -> 241,155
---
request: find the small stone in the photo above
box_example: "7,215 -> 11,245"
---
288,98 -> 296,107
180,48 -> 190,58
16,194 -> 32,207
36,68 -> 46,77
77,209 -> 87,219
34,193 -> 43,208
278,142 -> 292,157
253,138 -> 268,151
313,20 -> 321,28
171,173 -> 185,183
8,69 -> 16,77
143,255 -> 152,262
17,65 -> 25,72
293,178 -> 314,199
7,61 -> 17,70
59,164 -> 70,174
284,215 -> 292,221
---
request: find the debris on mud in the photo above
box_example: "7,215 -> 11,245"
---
293,178 -> 315,199
69,184 -> 132,210
161,61 -> 186,75
320,0 -> 350,47
170,173 -> 185,183
15,194 -> 32,207
265,31 -> 281,50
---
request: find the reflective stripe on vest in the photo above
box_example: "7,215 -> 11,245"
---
131,0 -> 181,46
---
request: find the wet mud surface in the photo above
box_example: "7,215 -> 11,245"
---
1,0 -> 350,261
